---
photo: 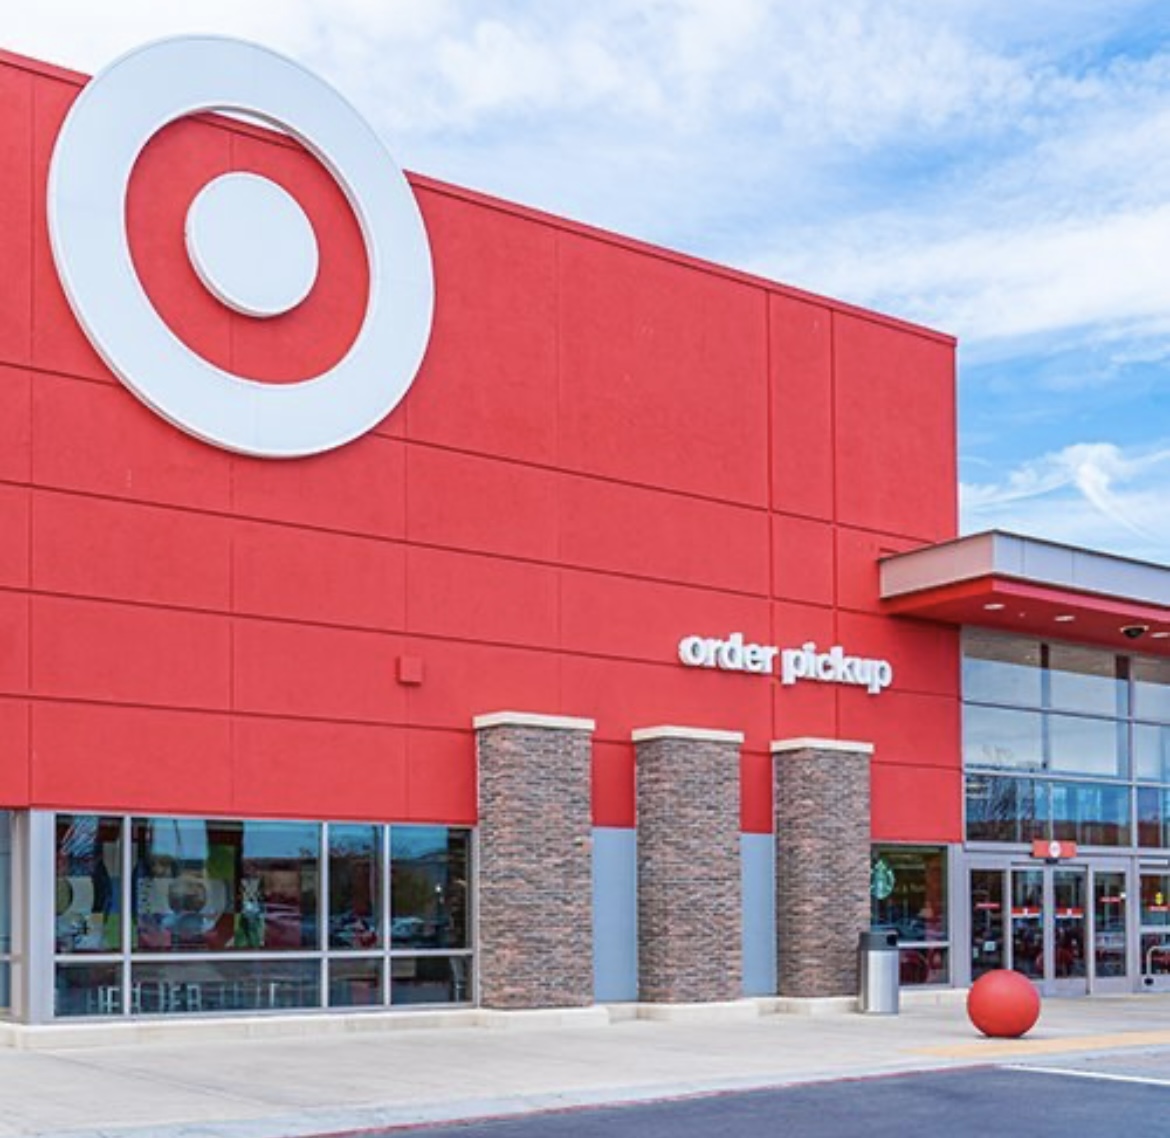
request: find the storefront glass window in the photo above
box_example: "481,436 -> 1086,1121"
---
1047,713 -> 1126,779
131,959 -> 320,1013
962,633 -> 1042,707
967,775 -> 1131,846
391,955 -> 470,1004
1137,787 -> 1170,848
131,818 -> 320,953
329,957 -> 383,1008
1047,644 -> 1125,718
965,776 -> 1047,844
390,828 -> 467,949
963,705 -> 1044,771
1050,781 -> 1130,846
391,827 -> 469,950
56,962 -> 122,1018
52,813 -> 473,1017
963,633 -> 1164,848
870,846 -> 949,985
329,824 -> 382,950
1134,658 -> 1170,723
1135,724 -> 1170,784
55,815 -> 123,954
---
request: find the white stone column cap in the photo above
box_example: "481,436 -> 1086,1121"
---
632,725 -> 745,745
770,737 -> 875,755
473,711 -> 596,732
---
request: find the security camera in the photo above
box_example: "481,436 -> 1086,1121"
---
1122,625 -> 1149,640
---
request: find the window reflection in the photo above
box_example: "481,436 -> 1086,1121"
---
966,775 -> 1130,847
1047,713 -> 1126,779
1135,724 -> 1170,783
870,846 -> 947,944
1140,873 -> 1170,979
1047,644 -> 1125,717
1134,658 -> 1170,723
1094,871 -> 1127,979
1050,782 -> 1129,846
1011,868 -> 1045,979
329,957 -> 384,1007
55,815 -> 123,954
964,701 -> 1126,779
1141,874 -> 1170,927
962,632 -> 1042,707
131,818 -> 320,953
52,813 -> 474,1017
391,955 -> 470,1004
391,827 -> 469,950
870,846 -> 949,987
963,705 -> 1043,771
962,633 -> 1166,848
965,776 -> 1046,843
329,825 -> 381,950
56,962 -> 122,1018
132,959 -> 320,1013
1138,787 -> 1169,848
969,869 -> 1004,980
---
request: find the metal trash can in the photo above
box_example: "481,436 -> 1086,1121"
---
857,929 -> 900,1014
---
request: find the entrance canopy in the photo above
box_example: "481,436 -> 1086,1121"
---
880,531 -> 1170,654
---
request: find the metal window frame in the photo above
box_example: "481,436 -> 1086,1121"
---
32,809 -> 476,1022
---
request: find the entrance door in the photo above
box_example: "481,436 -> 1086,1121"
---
968,862 -> 1106,995
1092,869 -> 1129,994
969,868 -> 1006,979
1008,867 -> 1046,983
1139,870 -> 1170,992
1049,867 -> 1088,995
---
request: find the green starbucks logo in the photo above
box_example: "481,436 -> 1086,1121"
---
871,857 -> 896,901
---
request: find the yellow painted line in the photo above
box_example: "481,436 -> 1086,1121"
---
913,1029 -> 1170,1059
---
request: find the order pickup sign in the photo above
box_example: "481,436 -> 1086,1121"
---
677,632 -> 893,695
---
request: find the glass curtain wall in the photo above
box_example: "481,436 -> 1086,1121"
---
53,814 -> 472,1018
963,632 -> 1170,849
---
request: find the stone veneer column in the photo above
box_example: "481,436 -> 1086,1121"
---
634,726 -> 743,1003
475,711 -> 595,1009
772,737 -> 874,998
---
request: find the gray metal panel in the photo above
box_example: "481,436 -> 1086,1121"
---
19,811 -> 55,1023
741,832 -> 776,996
879,533 -> 996,598
881,529 -> 1170,609
592,827 -> 637,1003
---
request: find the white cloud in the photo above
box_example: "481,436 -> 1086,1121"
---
962,441 -> 1170,559
768,199 -> 1170,346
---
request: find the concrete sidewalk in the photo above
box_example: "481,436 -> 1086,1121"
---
1,994 -> 1168,1138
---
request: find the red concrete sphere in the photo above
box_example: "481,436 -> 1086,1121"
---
967,970 -> 1041,1038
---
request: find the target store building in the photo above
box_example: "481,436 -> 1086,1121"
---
0,37 -> 1168,1032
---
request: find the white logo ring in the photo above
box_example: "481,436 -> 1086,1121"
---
48,36 -> 434,458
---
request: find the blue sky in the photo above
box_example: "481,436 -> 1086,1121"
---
10,1 -> 1170,562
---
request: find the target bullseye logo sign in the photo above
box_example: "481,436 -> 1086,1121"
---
47,36 -> 434,458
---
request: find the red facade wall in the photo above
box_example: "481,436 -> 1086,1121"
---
0,49 -> 960,841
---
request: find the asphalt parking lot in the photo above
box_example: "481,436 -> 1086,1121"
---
368,1060 -> 1170,1138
